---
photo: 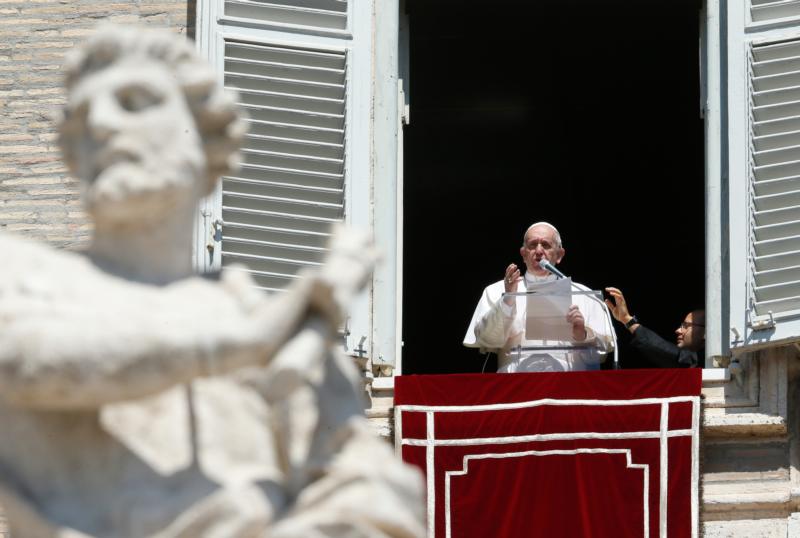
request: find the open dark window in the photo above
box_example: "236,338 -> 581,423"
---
402,0 -> 705,374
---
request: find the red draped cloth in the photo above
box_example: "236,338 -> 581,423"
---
395,369 -> 701,538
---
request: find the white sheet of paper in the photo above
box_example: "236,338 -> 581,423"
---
525,277 -> 573,341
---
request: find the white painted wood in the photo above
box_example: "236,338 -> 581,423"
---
372,377 -> 395,390
724,0 -> 800,351
702,368 -> 731,382
194,0 -> 393,361
371,0 -> 400,367
726,0 -> 751,352
342,0 -> 375,360
704,0 -> 727,366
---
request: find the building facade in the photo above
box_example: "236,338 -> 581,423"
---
1,0 -> 800,536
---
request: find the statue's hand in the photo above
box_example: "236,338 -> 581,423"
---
305,223 -> 380,326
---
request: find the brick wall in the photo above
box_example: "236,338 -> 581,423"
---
0,0 -> 192,251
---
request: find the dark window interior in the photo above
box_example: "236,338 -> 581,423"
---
402,0 -> 705,374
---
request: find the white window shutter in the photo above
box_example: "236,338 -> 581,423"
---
718,0 -> 800,352
750,40 -> 800,317
195,1 -> 401,366
221,40 -> 347,292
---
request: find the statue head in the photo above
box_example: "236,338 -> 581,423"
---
58,26 -> 245,228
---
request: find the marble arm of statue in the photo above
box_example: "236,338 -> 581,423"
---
0,225 -> 375,410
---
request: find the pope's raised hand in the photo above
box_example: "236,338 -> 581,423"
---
504,264 -> 521,293
502,264 -> 521,306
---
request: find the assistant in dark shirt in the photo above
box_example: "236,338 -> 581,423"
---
604,287 -> 704,368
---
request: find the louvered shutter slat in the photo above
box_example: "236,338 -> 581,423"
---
245,119 -> 343,146
753,249 -> 800,273
240,105 -> 344,132
221,40 -> 347,291
235,88 -> 344,115
755,277 -> 800,299
753,41 -> 800,62
751,0 -> 800,22
223,206 -> 336,233
750,295 -> 800,313
226,58 -> 344,86
224,193 -> 343,217
754,176 -> 800,196
753,57 -> 800,77
753,86 -> 800,108
754,115 -> 800,137
224,0 -> 347,31
240,149 -> 343,175
754,188 -> 800,210
225,176 -> 343,203
753,144 -> 800,166
753,159 -> 800,181
227,42 -> 345,69
236,163 -> 342,185
754,101 -> 800,123
753,130 -> 800,152
223,236 -> 325,262
754,234 -> 800,256
752,264 -> 800,286
752,218 -> 800,240
753,205 -> 800,226
233,166 -> 342,189
223,222 -> 330,248
223,192 -> 343,219
233,168 -> 342,190
225,73 -> 343,100
243,134 -> 343,159
754,285 -> 800,308
250,0 -> 347,10
752,70 -> 800,92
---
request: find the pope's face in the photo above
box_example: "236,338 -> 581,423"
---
61,58 -> 206,226
520,224 -> 564,276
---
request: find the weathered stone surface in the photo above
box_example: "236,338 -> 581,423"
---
700,346 -> 800,536
0,26 -> 424,538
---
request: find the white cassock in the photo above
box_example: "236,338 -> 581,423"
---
463,272 -> 614,373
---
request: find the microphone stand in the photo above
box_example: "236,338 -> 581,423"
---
540,262 -> 620,370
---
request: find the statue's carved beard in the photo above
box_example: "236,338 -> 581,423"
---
85,154 -> 204,229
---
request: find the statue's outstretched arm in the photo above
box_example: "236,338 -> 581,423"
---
0,225 -> 375,410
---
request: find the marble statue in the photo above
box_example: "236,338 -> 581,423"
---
0,25 -> 424,537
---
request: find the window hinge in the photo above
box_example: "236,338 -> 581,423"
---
730,327 -> 743,347
353,335 -> 368,358
748,310 -> 775,331
206,219 -> 223,265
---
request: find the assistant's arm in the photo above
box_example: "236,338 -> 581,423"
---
630,325 -> 698,368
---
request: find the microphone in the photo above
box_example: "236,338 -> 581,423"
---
539,259 -> 566,279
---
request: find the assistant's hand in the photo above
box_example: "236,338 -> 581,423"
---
604,287 -> 633,325
567,304 -> 587,340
